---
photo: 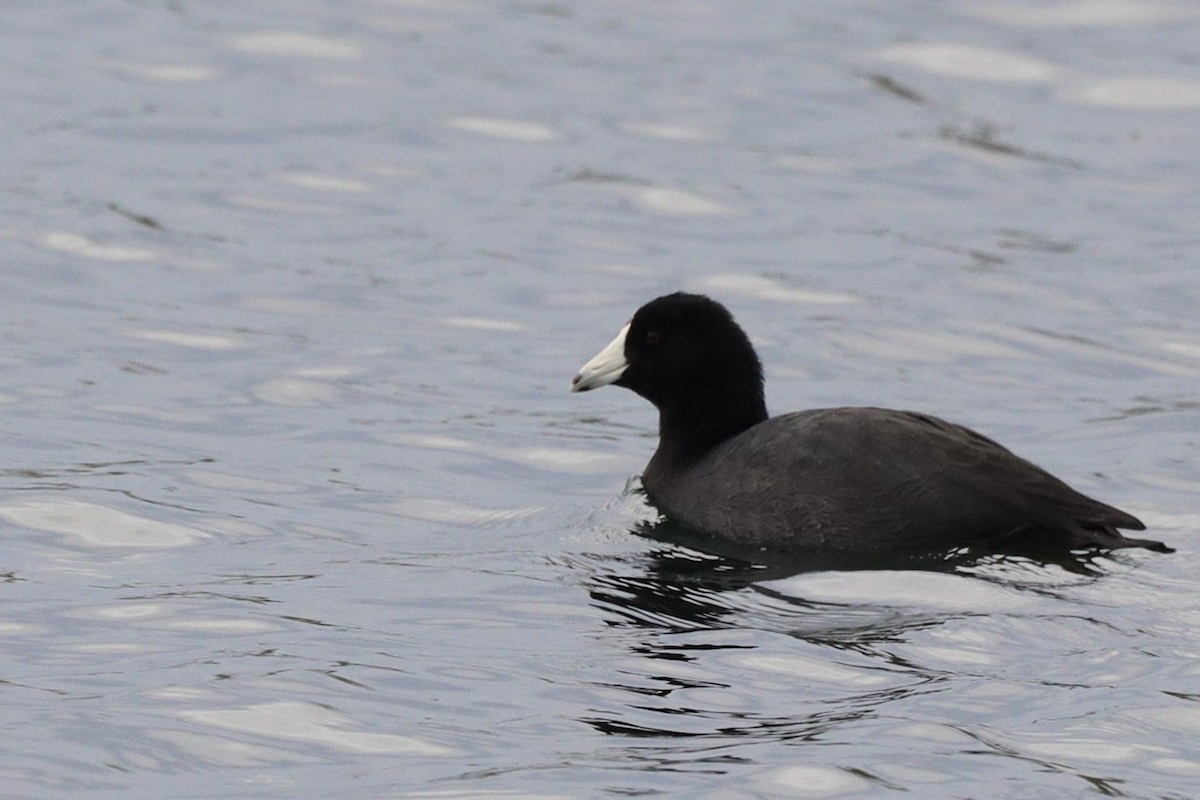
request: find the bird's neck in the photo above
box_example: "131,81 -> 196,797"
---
655,385 -> 768,463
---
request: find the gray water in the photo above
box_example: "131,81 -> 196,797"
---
3,1 -> 1199,797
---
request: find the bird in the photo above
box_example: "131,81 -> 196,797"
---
571,292 -> 1171,558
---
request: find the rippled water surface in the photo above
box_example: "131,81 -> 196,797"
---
3,1 -> 1199,797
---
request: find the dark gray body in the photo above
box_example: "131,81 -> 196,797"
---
642,407 -> 1158,554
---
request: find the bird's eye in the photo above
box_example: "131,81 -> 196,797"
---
645,331 -> 661,345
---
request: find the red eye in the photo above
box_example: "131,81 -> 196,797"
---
645,331 -> 661,345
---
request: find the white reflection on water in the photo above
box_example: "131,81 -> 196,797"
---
875,37 -> 1200,110
252,377 -> 343,406
623,122 -> 722,143
444,115 -> 561,142
968,0 -> 1199,27
0,498 -> 206,547
123,328 -> 247,350
226,32 -> 363,60
1070,77 -> 1200,110
32,231 -> 157,262
875,43 -> 1059,83
697,273 -> 862,306
381,431 -> 627,473
752,764 -> 876,798
272,171 -> 373,193
225,193 -> 345,215
626,186 -> 733,217
95,59 -> 221,83
181,701 -> 457,757
735,651 -> 901,687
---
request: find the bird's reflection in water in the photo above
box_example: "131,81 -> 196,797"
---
575,511 -> 1139,759
633,512 -> 1121,585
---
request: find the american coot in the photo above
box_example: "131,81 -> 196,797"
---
571,292 -> 1171,556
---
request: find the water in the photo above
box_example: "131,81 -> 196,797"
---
2,1 -> 1198,797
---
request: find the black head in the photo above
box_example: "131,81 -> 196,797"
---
572,292 -> 768,455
